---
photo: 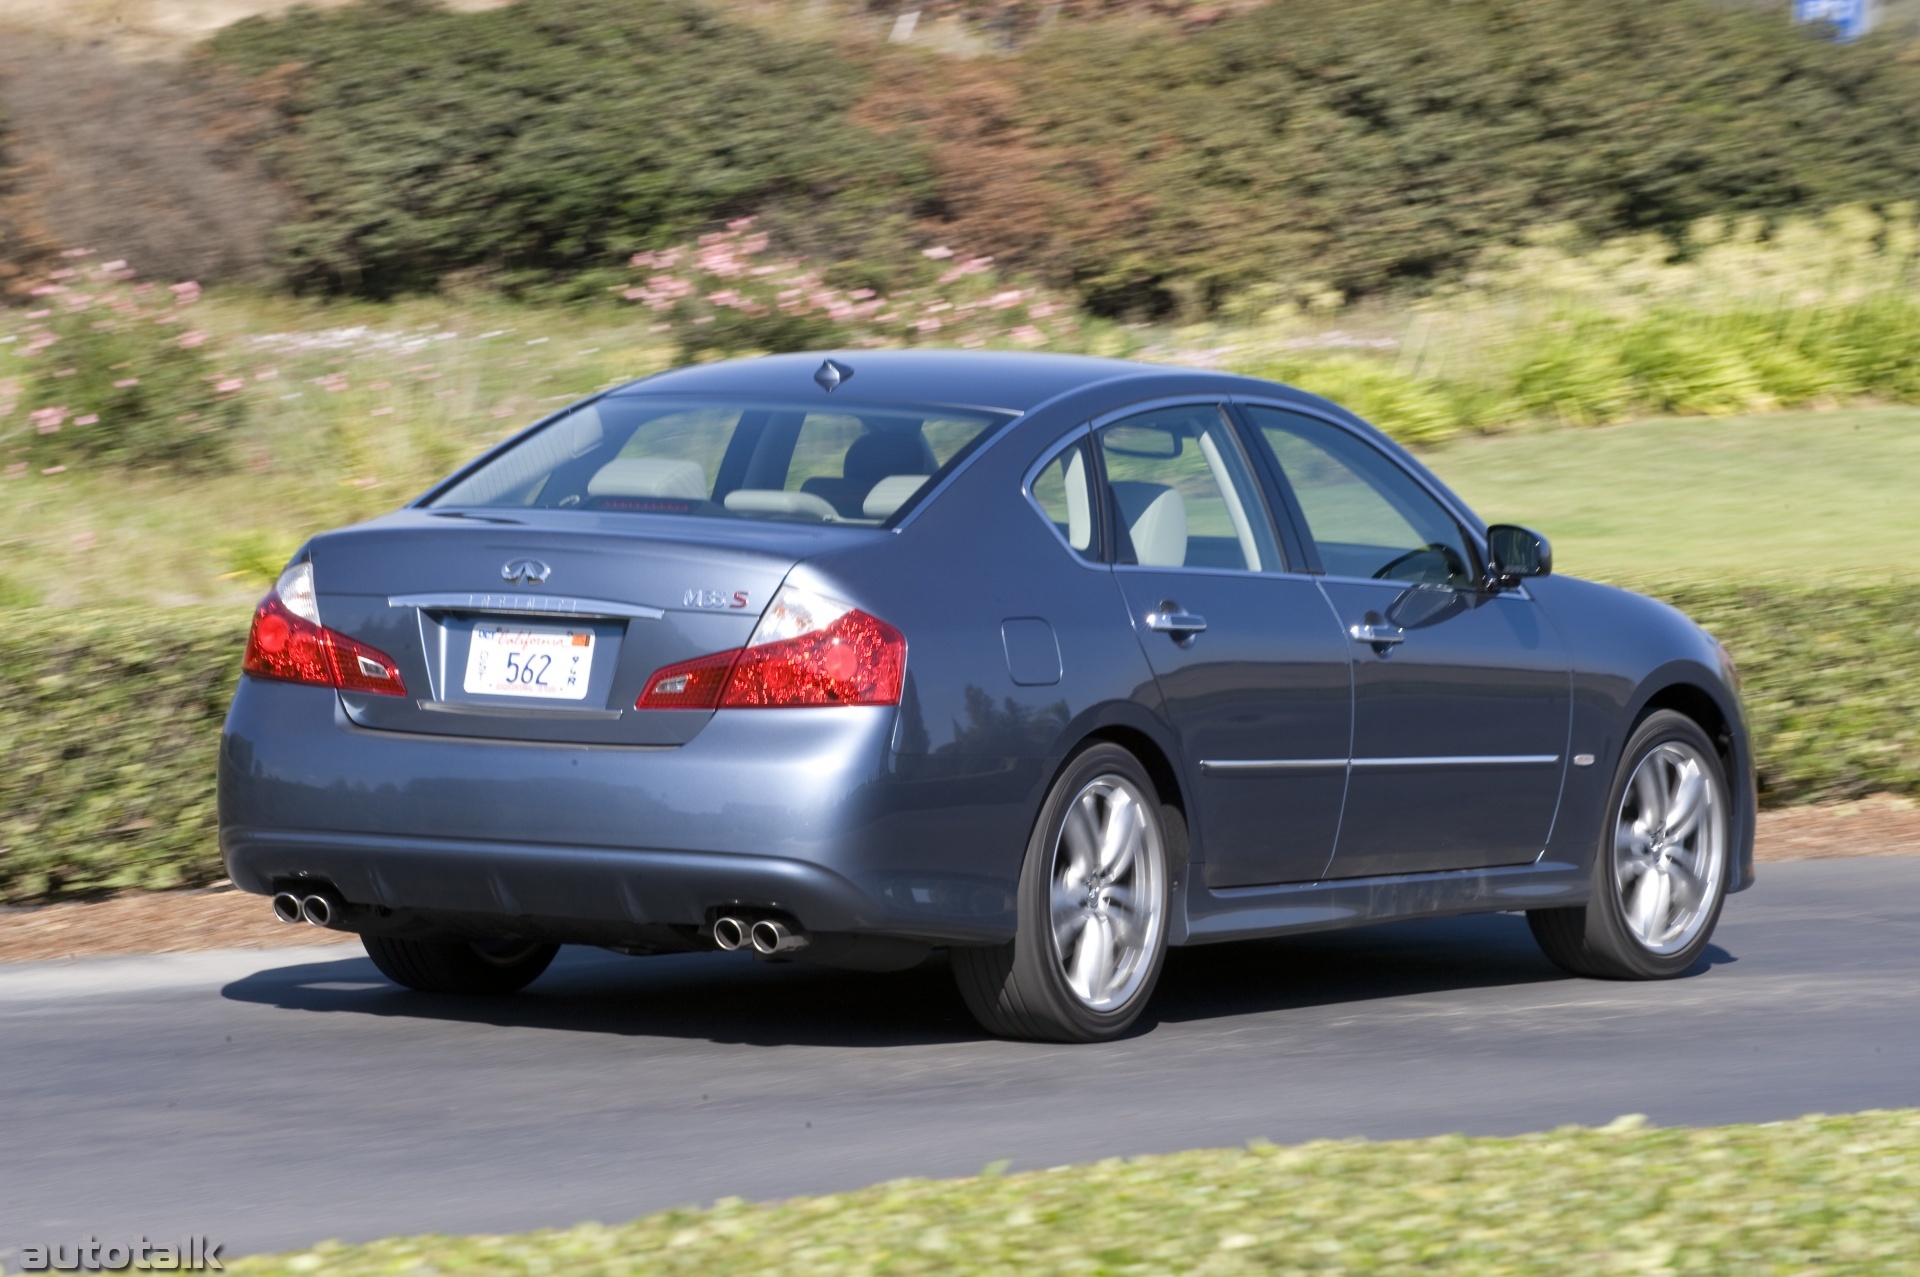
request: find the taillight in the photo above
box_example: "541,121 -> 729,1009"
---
636,585 -> 905,710
243,563 -> 407,697
635,648 -> 738,710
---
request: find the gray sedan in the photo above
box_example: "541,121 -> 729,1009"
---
220,351 -> 1755,1042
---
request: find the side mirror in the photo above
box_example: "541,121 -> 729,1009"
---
1485,524 -> 1552,588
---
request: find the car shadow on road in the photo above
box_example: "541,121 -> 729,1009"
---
221,912 -> 1735,1048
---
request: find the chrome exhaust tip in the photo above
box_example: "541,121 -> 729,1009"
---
750,919 -> 809,956
271,892 -> 303,925
299,893 -> 338,928
711,916 -> 748,951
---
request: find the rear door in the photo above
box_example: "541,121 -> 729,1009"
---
1239,404 -> 1571,878
1094,404 -> 1354,888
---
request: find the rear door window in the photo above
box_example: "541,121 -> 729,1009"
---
1093,405 -> 1283,572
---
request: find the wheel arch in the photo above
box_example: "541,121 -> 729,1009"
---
1626,665 -> 1757,892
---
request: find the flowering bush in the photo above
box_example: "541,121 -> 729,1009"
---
623,221 -> 1082,358
4,255 -> 247,473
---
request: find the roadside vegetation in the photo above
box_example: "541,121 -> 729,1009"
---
224,1110 -> 1920,1274
4,0 -> 1920,905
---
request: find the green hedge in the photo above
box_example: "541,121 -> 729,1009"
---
1,609 -> 244,903
3,583 -> 1916,905
204,0 -> 927,296
1663,581 -> 1920,806
232,1110 -> 1920,1275
908,0 -> 1920,314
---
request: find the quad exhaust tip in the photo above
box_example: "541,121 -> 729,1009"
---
271,892 -> 303,925
712,915 -> 810,955
299,892 -> 340,928
749,919 -> 809,956
711,916 -> 748,951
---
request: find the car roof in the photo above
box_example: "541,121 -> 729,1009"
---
608,350 -> 1174,415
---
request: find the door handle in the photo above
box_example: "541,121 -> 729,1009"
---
1146,607 -> 1208,645
1349,622 -> 1405,646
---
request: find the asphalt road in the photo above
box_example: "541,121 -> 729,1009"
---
3,856 -> 1917,1262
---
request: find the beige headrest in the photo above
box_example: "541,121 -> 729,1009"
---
862,474 -> 929,519
587,457 -> 708,500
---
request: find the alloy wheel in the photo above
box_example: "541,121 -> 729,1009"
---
1612,741 -> 1727,956
1048,774 -> 1166,1010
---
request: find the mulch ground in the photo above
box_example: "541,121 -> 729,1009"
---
3,796 -> 1915,964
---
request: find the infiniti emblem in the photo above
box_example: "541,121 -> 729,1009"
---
501,558 -> 551,585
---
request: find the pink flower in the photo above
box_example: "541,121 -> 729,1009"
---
73,413 -> 99,426
114,378 -> 140,388
215,379 -> 245,393
41,465 -> 67,476
178,331 -> 207,348
923,246 -> 954,260
727,217 -> 757,232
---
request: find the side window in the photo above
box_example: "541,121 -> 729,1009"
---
1245,406 -> 1476,588
1095,406 -> 1281,572
1030,438 -> 1097,558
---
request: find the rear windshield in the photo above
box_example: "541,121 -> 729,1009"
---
427,396 -> 1013,525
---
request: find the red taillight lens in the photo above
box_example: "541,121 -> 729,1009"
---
636,591 -> 905,711
636,647 -> 741,710
722,608 -> 904,707
244,595 -> 407,697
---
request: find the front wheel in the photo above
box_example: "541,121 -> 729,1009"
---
362,934 -> 559,994
953,744 -> 1172,1042
1529,710 -> 1731,979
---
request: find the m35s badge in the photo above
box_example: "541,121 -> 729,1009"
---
501,558 -> 551,585
684,588 -> 750,610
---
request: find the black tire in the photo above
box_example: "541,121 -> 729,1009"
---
953,743 -> 1172,1042
1529,710 -> 1732,980
362,934 -> 559,994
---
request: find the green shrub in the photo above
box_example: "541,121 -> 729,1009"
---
0,608 -> 244,903
911,0 -> 1920,314
4,261 -> 246,472
1241,354 -> 1470,445
205,0 -> 928,297
2,582 -> 1915,905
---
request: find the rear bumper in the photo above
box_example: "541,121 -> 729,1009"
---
222,827 -> 891,944
218,679 -> 1025,945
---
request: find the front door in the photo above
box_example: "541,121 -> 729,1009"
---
1241,405 -> 1571,879
1093,405 -> 1353,888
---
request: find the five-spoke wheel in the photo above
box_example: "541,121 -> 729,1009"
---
1048,774 -> 1166,1012
954,743 -> 1173,1041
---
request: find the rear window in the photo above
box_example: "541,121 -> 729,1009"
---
428,396 -> 1012,525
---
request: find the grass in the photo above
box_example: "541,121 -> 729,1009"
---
0,294 -> 680,612
1419,405 -> 1920,586
221,1110 -> 1920,1275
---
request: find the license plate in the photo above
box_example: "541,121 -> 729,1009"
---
462,625 -> 595,700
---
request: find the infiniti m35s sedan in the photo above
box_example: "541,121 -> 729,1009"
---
220,351 -> 1754,1042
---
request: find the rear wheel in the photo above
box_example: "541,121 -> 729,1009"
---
1529,710 -> 1731,979
362,934 -> 559,994
953,744 -> 1171,1042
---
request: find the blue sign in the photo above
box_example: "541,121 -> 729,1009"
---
1795,0 -> 1875,41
